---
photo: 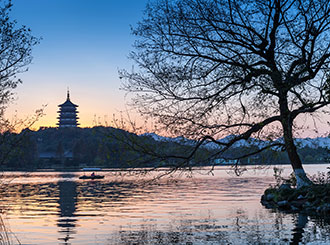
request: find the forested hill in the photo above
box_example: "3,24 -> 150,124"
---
0,127 -> 212,169
0,127 -> 328,169
1,127 -> 141,169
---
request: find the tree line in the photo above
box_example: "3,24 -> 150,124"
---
0,126 -> 328,170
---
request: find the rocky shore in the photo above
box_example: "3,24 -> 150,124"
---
261,183 -> 330,215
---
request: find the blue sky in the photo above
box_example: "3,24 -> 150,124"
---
5,0 -> 330,137
8,0 -> 149,128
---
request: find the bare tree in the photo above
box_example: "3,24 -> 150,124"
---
0,0 -> 39,120
0,0 -> 40,165
121,0 -> 330,187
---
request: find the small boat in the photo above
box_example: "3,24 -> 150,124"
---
79,175 -> 104,180
79,167 -> 104,180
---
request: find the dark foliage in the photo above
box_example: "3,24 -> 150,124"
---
0,126 -> 328,169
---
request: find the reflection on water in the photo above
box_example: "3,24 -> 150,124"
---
290,213 -> 308,245
57,177 -> 77,244
110,208 -> 330,245
0,165 -> 329,244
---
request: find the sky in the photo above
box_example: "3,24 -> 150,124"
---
4,0 -> 330,137
7,0 -> 149,129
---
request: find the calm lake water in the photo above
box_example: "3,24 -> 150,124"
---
0,165 -> 329,245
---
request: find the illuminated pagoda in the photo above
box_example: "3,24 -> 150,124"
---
57,89 -> 79,128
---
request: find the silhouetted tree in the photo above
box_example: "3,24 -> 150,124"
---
0,129 -> 37,168
0,1 -> 40,165
72,140 -> 84,163
56,141 -> 64,164
0,1 -> 39,124
121,0 -> 330,187
95,142 -> 110,166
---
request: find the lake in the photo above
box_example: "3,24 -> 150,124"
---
0,164 -> 329,244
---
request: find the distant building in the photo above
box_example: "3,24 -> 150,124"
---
214,158 -> 238,165
57,89 -> 79,128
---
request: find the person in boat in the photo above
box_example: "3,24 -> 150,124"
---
91,172 -> 95,177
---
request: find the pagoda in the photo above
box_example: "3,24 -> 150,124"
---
57,89 -> 79,128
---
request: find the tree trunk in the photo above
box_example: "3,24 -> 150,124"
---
282,123 -> 313,188
279,96 -> 313,188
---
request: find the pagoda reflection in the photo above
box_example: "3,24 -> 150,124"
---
57,177 -> 78,244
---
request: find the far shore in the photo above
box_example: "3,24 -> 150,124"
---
0,162 -> 328,172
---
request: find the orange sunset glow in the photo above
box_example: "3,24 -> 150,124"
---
1,1 -> 330,245
3,1 -> 328,137
5,0 -> 148,131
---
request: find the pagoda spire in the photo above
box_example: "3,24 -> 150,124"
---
67,87 -> 70,100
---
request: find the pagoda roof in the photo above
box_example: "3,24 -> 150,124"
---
58,99 -> 78,107
58,90 -> 78,107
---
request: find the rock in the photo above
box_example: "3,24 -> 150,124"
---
303,201 -> 312,208
318,203 -> 330,213
297,195 -> 305,200
306,192 -> 316,200
279,183 -> 291,190
260,197 -> 267,205
265,202 -> 275,209
261,183 -> 330,215
266,193 -> 275,201
324,204 -> 330,213
311,199 -> 321,207
306,207 -> 315,213
291,200 -> 305,209
278,202 -> 291,210
290,205 -> 300,212
277,200 -> 289,207
323,196 -> 330,203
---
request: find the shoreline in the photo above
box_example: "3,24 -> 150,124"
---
0,162 -> 329,172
